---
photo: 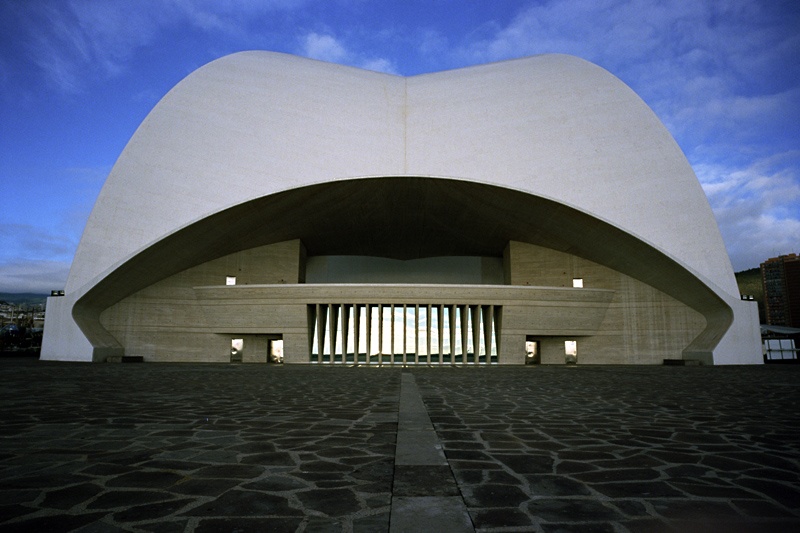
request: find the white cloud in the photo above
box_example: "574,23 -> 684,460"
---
697,153 -> 800,270
446,0 -> 800,270
0,260 -> 71,294
302,32 -> 349,63
298,31 -> 398,74
359,58 -> 399,76
15,0 -> 313,93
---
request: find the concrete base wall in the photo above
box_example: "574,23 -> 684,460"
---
96,239 -> 708,365
40,295 -> 95,362
504,241 -> 706,365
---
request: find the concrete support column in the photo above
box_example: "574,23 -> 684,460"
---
493,306 -> 502,358
426,304 -> 432,366
353,304 -> 360,366
378,304 -> 384,366
365,305 -> 372,366
342,304 -> 351,364
391,304 -> 396,365
403,304 -> 408,366
449,305 -> 457,364
437,304 -> 445,365
483,305 -> 493,363
316,304 -> 326,364
414,304 -> 420,364
471,305 -> 481,364
460,305 -> 469,363
328,303 -> 338,363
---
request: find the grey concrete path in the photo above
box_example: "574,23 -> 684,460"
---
391,373 -> 473,533
1,360 -> 799,532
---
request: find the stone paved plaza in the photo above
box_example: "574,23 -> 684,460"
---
1,360 -> 799,532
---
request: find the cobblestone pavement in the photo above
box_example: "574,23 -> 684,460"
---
1,360 -> 799,532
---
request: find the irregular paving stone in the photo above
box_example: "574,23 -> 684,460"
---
184,489 -> 302,516
444,449 -> 492,461
0,512 -> 108,533
80,464 -> 135,476
732,478 -> 800,508
299,460 -> 353,473
592,455 -> 665,469
193,464 -> 264,479
493,453 -> 554,474
732,499 -> 798,517
527,499 -> 623,522
1,473 -> 92,490
137,519 -> 190,532
87,490 -> 175,509
542,523 -> 617,533
113,498 -> 195,522
662,464 -> 713,477
105,471 -> 185,489
351,458 -> 394,484
303,516 -> 344,532
449,460 -> 504,470
723,452 -> 800,472
137,460 -> 207,471
525,474 -> 592,496
620,518 -> 677,533
443,441 -> 486,451
0,504 -> 36,523
651,499 -> 741,521
463,484 -> 530,507
469,507 -> 532,528
4,362 -> 800,532
193,517 -> 302,533
585,481 -> 684,499
742,468 -> 800,482
295,488 -> 362,516
485,470 -> 523,485
452,469 -> 484,485
242,475 -> 309,492
612,499 -> 649,517
571,468 -> 662,483
555,460 -> 599,474
669,480 -> 759,499
168,478 -> 240,497
238,451 -> 296,466
41,482 -> 104,509
316,446 -> 371,459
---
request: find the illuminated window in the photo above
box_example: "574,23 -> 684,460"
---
565,340 -> 577,364
226,276 -> 236,285
572,278 -> 583,288
269,339 -> 284,363
565,340 -> 577,356
231,338 -> 243,362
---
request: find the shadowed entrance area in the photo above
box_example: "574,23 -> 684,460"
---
2,360 -> 799,532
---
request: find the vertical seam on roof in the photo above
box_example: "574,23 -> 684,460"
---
403,77 -> 408,174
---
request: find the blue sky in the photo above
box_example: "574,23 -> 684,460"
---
1,0 -> 798,293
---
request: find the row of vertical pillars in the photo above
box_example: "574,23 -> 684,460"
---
309,304 -> 500,365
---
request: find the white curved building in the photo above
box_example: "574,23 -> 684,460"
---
41,51 -> 761,365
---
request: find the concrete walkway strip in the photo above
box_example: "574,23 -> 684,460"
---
390,372 -> 474,533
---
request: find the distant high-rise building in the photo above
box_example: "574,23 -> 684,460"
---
761,254 -> 800,328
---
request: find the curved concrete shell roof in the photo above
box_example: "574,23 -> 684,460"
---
44,51 -> 760,364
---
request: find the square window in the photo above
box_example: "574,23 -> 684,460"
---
226,276 -> 236,285
565,340 -> 577,356
572,278 -> 583,288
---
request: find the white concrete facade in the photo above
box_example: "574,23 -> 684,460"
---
41,51 -> 761,365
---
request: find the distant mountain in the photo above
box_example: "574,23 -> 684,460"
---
0,293 -> 48,306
